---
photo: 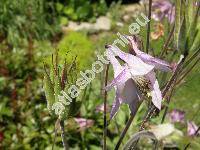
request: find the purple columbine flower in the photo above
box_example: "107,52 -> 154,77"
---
169,109 -> 185,123
187,121 -> 199,136
105,36 -> 172,119
152,0 -> 175,24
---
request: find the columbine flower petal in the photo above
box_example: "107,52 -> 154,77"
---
105,66 -> 131,91
121,79 -> 142,115
145,71 -> 162,110
110,89 -> 122,119
126,36 -> 172,72
106,45 -> 154,75
106,49 -> 123,77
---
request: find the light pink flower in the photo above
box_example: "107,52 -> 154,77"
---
105,46 -> 153,119
105,38 -> 172,119
169,109 -> 185,123
187,121 -> 199,136
74,118 -> 94,131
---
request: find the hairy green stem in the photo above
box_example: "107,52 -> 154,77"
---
60,120 -> 68,150
103,64 -> 109,150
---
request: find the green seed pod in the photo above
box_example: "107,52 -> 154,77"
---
54,73 -> 62,102
44,72 -> 55,115
50,65 -> 55,85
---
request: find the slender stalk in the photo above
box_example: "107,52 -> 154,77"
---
60,120 -> 68,150
131,105 -> 154,150
139,105 -> 156,131
176,57 -> 200,85
159,24 -> 175,58
52,119 -> 60,150
114,114 -> 135,150
162,57 -> 185,96
103,64 -> 109,150
146,0 -> 152,54
161,88 -> 174,123
183,49 -> 200,69
184,126 -> 200,150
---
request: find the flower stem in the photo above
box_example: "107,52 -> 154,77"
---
60,120 -> 68,150
159,24 -> 175,58
183,49 -> 200,68
52,119 -> 60,150
114,114 -> 134,150
176,56 -> 200,85
103,64 -> 109,150
161,88 -> 174,123
146,0 -> 152,54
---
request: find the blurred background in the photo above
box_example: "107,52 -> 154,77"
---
0,0 -> 200,149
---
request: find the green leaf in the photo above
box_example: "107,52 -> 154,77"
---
63,6 -> 74,16
76,2 -> 92,20
174,0 -> 182,50
56,2 -> 64,13
0,101 -> 13,117
179,16 -> 187,53
190,29 -> 200,52
54,73 -> 61,102
186,3 -> 199,50
59,16 -> 68,26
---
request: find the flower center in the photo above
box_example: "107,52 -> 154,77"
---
132,76 -> 150,99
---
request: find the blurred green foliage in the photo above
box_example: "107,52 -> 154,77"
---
57,31 -> 95,70
0,0 -> 59,47
0,0 -> 200,149
56,0 -> 108,24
